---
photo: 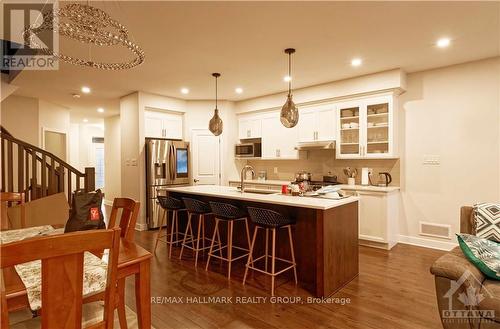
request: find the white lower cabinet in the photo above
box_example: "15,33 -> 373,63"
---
355,190 -> 399,250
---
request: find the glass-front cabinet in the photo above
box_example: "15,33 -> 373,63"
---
336,94 -> 398,159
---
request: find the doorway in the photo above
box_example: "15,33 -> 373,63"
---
191,129 -> 221,185
43,129 -> 67,161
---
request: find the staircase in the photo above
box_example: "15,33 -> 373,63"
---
0,126 -> 95,205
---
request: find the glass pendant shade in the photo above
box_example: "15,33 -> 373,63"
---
280,94 -> 299,128
208,72 -> 223,136
209,108 -> 223,136
281,48 -> 299,128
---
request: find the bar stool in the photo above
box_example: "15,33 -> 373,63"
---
179,198 -> 214,267
154,196 -> 186,258
243,207 -> 298,296
205,201 -> 251,280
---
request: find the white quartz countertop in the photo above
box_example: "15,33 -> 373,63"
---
228,179 -> 400,193
165,185 -> 359,210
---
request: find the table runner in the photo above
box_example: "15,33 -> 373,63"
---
0,226 -> 108,310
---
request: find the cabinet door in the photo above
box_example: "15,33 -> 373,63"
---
278,122 -> 299,159
238,118 -> 251,139
336,101 -> 362,159
316,107 -> 336,141
357,192 -> 387,243
364,96 -> 393,158
163,115 -> 183,139
144,113 -> 164,138
261,116 -> 280,159
249,119 -> 262,138
297,110 -> 316,143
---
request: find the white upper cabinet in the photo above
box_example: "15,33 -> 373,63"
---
238,115 -> 262,139
144,110 -> 183,139
336,94 -> 398,159
261,111 -> 299,159
297,105 -> 336,143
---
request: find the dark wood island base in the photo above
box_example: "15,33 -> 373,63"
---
168,190 -> 359,297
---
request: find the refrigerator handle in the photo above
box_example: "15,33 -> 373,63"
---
169,144 -> 176,181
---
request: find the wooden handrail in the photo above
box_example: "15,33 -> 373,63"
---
0,131 -> 86,176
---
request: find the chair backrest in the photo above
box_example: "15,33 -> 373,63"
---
182,197 -> 211,214
460,206 -> 474,234
0,228 -> 121,329
0,192 -> 25,230
108,198 -> 140,241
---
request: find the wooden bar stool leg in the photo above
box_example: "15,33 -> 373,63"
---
194,214 -> 203,267
179,213 -> 192,260
205,218 -> 220,271
244,218 -> 252,263
216,223 -> 223,258
154,208 -> 167,253
227,220 -> 234,280
288,225 -> 298,285
271,228 -> 276,296
243,226 -> 258,285
264,228 -> 269,272
201,214 -> 206,254
175,212 -> 180,246
168,210 -> 177,259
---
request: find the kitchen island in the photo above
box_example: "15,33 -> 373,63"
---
165,185 -> 359,297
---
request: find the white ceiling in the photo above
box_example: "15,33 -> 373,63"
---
11,1 -> 500,116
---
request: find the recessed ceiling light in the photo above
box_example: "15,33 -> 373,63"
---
83,118 -> 89,123
235,87 -> 243,94
180,88 -> 189,94
351,58 -> 362,67
436,38 -> 451,48
97,107 -> 104,113
81,86 -> 91,94
283,75 -> 292,82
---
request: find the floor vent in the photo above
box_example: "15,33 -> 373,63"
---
419,221 -> 451,239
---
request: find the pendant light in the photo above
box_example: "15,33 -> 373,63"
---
208,73 -> 223,136
280,48 -> 299,128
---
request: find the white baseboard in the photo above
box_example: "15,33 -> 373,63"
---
398,234 -> 457,251
103,199 -> 113,206
135,222 -> 148,231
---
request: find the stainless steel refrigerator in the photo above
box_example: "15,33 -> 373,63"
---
145,138 -> 190,229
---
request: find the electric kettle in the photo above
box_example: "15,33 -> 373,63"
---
377,172 -> 392,187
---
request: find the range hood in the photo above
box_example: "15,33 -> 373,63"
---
295,141 -> 336,150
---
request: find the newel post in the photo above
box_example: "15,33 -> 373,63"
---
84,167 -> 95,192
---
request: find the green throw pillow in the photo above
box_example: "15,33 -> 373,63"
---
457,233 -> 500,280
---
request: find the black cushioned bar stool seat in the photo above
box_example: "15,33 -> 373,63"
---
205,201 -> 251,280
243,207 -> 298,296
154,196 -> 186,258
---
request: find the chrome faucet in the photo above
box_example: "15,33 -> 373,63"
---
239,165 -> 255,192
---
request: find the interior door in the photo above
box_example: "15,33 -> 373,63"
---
191,129 -> 220,185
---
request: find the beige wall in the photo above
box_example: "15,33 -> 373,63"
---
0,94 -> 39,145
399,57 -> 500,244
104,115 -> 121,203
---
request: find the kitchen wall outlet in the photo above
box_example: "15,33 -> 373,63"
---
273,167 -> 278,174
423,155 -> 440,165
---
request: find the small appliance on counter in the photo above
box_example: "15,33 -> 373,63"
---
361,167 -> 372,186
375,172 -> 392,187
257,170 -> 267,181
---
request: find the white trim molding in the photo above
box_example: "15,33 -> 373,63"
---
135,222 -> 148,231
398,234 -> 457,251
103,199 -> 113,206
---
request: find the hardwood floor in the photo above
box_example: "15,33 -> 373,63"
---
123,228 -> 445,329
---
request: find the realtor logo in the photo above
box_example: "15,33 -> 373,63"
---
442,270 -> 495,323
2,0 -> 58,70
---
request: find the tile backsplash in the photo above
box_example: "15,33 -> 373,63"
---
243,149 -> 400,186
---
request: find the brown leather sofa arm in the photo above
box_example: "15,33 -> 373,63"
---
430,247 -> 485,286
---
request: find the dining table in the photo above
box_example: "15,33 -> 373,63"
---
1,226 -> 153,329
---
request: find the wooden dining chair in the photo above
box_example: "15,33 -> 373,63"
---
99,197 -> 139,329
0,192 -> 25,230
108,198 -> 140,241
0,228 -> 121,329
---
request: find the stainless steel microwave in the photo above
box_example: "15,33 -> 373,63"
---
235,143 -> 261,158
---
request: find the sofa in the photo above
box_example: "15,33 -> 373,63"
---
430,206 -> 500,329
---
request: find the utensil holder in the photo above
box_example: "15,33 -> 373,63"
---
347,177 -> 355,186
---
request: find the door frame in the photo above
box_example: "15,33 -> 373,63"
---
190,128 -> 222,185
41,126 -> 69,161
